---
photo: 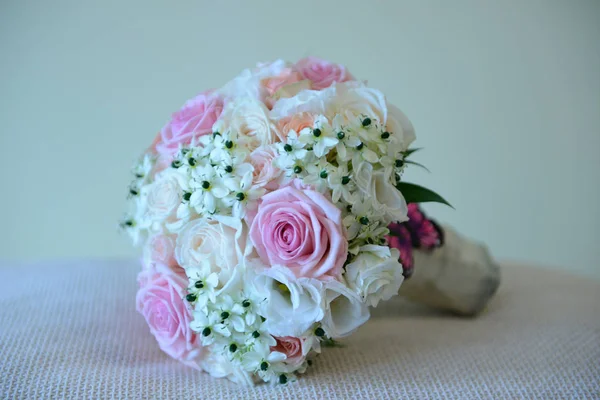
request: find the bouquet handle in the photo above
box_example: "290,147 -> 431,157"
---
399,225 -> 501,316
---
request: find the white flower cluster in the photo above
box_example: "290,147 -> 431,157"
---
273,111 -> 410,253
122,59 -> 419,386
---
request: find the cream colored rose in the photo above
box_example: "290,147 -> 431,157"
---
332,82 -> 415,150
145,173 -> 182,221
221,98 -> 280,151
175,216 -> 249,289
345,246 -> 404,307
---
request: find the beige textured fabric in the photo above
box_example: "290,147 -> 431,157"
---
0,259 -> 598,399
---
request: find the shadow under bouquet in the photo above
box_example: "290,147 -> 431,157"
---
120,57 -> 452,386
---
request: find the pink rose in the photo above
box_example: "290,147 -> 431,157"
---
136,264 -> 202,369
249,146 -> 283,190
155,91 -> 224,157
295,57 -> 353,90
248,180 -> 347,279
270,336 -> 304,365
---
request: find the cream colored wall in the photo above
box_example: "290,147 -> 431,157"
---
1,0 -> 599,277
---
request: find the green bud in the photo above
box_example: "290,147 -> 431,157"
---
186,293 -> 197,302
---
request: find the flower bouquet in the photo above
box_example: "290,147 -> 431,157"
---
121,57 -> 455,385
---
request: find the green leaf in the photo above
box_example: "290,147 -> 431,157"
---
396,182 -> 454,208
404,160 -> 430,173
402,147 -> 422,158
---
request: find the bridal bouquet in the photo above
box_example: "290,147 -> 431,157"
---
121,57 -> 448,385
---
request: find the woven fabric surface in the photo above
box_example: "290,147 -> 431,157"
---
0,259 -> 598,399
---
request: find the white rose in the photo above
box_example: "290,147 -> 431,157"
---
372,171 -> 408,223
270,86 -> 335,120
254,264 -> 325,337
328,81 -> 387,124
175,216 -> 251,291
330,82 -> 416,149
144,173 -> 181,221
345,246 -> 404,307
321,279 -> 370,338
221,98 -> 280,151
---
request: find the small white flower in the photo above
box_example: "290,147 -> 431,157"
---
327,164 -> 355,204
275,131 -> 307,168
191,309 -> 231,346
132,153 -> 154,183
226,170 -> 266,218
344,199 -> 382,240
241,339 -> 284,379
215,294 -> 247,333
298,115 -> 338,157
352,143 -> 379,165
303,158 -> 333,193
186,260 -> 219,307
189,165 -> 230,214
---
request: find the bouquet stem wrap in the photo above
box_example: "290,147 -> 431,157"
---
401,226 -> 501,316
